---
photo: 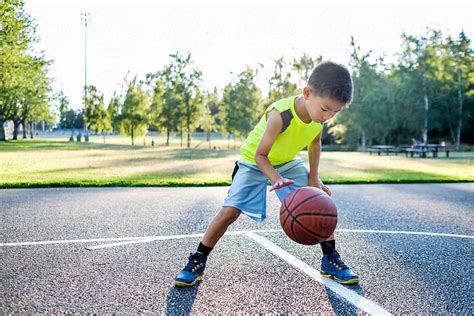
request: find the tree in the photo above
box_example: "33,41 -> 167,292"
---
117,78 -> 149,145
293,53 -> 323,85
168,52 -> 204,148
399,29 -> 442,144
0,0 -> 52,141
444,31 -> 473,149
199,89 -> 221,148
84,85 -> 111,142
107,92 -> 121,133
267,57 -> 298,106
222,67 -> 263,148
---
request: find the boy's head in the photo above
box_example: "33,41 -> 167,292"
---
303,61 -> 353,124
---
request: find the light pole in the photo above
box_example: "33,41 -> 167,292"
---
81,12 -> 90,141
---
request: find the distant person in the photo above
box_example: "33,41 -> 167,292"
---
175,61 -> 359,287
411,137 -> 423,149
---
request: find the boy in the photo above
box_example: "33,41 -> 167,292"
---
175,61 -> 359,287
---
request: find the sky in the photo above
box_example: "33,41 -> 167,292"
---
25,0 -> 473,109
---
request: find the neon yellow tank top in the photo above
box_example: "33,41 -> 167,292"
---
240,95 -> 322,166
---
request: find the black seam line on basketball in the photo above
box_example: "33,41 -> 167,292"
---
280,187 -> 301,216
283,205 -> 328,239
286,187 -> 301,210
295,213 -> 337,219
283,193 -> 326,216
281,193 -> 326,228
290,213 -> 302,244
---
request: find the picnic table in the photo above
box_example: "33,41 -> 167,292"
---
403,144 -> 450,158
368,145 -> 399,156
368,144 -> 450,158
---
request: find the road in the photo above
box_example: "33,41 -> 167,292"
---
2,183 -> 473,314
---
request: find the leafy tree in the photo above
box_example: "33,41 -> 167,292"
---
84,85 -> 111,142
267,57 -> 298,106
443,31 -> 473,149
117,78 -> 149,145
222,67 -> 263,148
168,52 -> 204,148
199,89 -> 221,148
292,53 -> 323,85
107,92 -> 121,133
0,0 -> 52,141
398,29 -> 442,144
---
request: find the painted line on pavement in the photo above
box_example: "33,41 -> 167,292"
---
243,231 -> 392,315
2,228 -> 473,248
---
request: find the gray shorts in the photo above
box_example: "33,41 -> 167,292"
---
223,159 -> 309,222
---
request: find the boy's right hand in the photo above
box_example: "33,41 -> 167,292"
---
269,178 -> 295,192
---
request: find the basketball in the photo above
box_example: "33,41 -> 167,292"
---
279,187 -> 338,245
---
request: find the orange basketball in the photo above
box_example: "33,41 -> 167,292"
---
280,187 -> 338,245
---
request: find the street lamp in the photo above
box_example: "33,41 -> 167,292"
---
81,12 -> 90,142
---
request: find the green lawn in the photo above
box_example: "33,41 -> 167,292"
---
0,137 -> 473,188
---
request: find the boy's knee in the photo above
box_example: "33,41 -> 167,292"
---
219,206 -> 241,223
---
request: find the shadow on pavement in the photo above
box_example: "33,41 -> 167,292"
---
325,284 -> 365,315
165,282 -> 201,315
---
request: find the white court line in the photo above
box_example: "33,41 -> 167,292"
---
1,228 -> 473,248
85,230 -> 252,250
244,232 -> 391,315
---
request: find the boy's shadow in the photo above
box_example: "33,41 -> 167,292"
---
325,284 -> 365,315
165,283 -> 201,316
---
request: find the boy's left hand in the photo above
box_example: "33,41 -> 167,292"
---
309,177 -> 332,196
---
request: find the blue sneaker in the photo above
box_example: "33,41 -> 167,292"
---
175,252 -> 207,287
321,250 -> 359,285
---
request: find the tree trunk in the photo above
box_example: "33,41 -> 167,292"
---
186,103 -> 191,148
12,118 -> 20,140
207,131 -> 211,149
187,129 -> 191,148
455,68 -> 463,150
22,119 -> 27,138
131,123 -> 134,145
361,130 -> 366,152
180,127 -> 183,147
166,127 -> 170,146
422,91 -> 429,144
69,129 -> 75,142
29,120 -> 34,139
0,119 -> 6,141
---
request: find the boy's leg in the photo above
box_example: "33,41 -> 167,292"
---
276,160 -> 359,285
201,206 -> 241,248
175,206 -> 241,287
175,161 -> 267,287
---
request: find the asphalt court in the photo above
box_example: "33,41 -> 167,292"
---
2,183 -> 473,314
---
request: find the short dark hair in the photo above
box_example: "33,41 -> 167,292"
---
307,61 -> 353,104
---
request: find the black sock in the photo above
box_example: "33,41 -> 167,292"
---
197,242 -> 213,256
320,240 -> 336,255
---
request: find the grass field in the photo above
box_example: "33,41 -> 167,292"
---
0,136 -> 473,188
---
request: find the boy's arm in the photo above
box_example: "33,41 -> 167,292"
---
255,109 -> 295,192
308,131 -> 332,196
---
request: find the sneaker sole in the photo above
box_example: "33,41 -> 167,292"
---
175,275 -> 204,287
320,272 -> 359,285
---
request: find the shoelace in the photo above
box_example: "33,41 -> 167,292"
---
328,251 -> 349,269
184,253 -> 204,272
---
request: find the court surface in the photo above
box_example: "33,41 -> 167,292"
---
2,183 -> 473,314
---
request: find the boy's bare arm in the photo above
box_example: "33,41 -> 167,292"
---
308,132 -> 332,196
255,109 -> 295,191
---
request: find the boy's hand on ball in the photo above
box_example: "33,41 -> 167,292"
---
310,177 -> 332,196
269,178 -> 295,192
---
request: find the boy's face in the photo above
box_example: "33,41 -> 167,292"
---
303,86 -> 345,124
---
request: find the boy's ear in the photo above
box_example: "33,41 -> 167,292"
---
303,86 -> 311,98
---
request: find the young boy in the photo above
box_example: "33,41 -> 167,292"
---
175,61 -> 359,287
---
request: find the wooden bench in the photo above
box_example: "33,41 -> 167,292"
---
368,146 -> 399,156
403,147 -> 428,158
